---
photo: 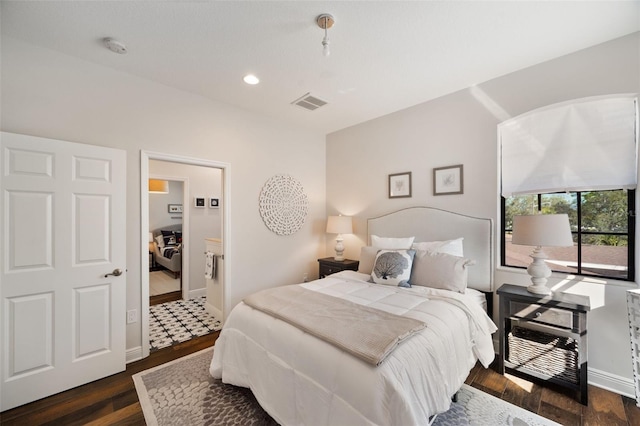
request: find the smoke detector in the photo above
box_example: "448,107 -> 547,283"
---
103,38 -> 127,54
291,93 -> 328,111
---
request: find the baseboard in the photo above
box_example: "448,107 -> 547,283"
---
126,346 -> 143,364
588,367 -> 636,400
205,301 -> 223,320
189,288 -> 206,299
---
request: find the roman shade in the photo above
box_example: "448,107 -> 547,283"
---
500,94 -> 638,197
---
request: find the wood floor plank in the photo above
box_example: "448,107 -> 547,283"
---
538,386 -> 583,426
501,373 -> 543,414
83,402 -> 144,426
468,364 -> 508,398
538,399 -> 582,426
623,396 -> 640,426
464,362 -> 482,385
582,384 -> 627,426
540,385 -> 583,416
112,388 -> 140,411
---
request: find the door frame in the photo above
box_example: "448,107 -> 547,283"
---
140,150 -> 230,359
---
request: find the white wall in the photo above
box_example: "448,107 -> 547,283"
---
1,37 -> 327,352
326,32 -> 640,396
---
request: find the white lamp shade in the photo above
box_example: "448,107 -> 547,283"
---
512,214 -> 573,247
326,215 -> 353,234
148,179 -> 169,193
149,232 -> 154,243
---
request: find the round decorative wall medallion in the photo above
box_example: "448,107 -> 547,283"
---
259,174 -> 309,235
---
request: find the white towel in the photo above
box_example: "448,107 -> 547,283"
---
205,252 -> 215,279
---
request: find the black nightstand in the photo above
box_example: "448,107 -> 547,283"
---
497,284 -> 590,405
149,250 -> 156,270
318,257 -> 359,278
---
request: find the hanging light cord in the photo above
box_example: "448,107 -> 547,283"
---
322,15 -> 330,56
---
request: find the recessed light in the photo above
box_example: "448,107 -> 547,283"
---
243,74 -> 260,85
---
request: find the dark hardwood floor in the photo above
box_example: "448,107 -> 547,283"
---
149,290 -> 182,306
465,362 -> 640,426
0,332 -> 219,426
1,331 -> 639,425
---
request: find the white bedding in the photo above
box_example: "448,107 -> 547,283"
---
210,270 -> 497,426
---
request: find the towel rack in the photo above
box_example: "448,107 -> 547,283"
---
204,252 -> 224,260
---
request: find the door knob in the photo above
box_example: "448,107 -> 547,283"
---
104,268 -> 123,278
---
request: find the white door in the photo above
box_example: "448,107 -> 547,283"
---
0,132 -> 127,410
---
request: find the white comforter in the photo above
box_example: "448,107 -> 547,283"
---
210,271 -> 497,426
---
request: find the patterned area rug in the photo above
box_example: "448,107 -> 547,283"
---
133,348 -> 560,426
149,297 -> 222,352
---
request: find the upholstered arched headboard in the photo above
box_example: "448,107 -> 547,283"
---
367,207 -> 493,292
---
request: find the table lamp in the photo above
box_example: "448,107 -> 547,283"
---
326,215 -> 353,261
512,214 -> 573,295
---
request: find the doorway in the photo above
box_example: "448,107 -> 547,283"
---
140,151 -> 230,360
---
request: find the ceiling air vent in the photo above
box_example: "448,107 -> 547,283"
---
291,93 -> 328,111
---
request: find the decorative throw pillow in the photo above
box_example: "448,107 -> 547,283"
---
409,251 -> 475,293
371,249 -> 415,287
357,246 -> 379,274
155,235 -> 165,248
371,235 -> 415,249
161,230 -> 176,246
411,237 -> 464,257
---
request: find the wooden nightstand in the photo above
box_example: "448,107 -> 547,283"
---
318,257 -> 359,278
497,284 -> 590,405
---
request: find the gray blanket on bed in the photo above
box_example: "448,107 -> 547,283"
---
243,285 -> 426,366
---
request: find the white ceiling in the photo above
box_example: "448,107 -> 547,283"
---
2,1 -> 639,134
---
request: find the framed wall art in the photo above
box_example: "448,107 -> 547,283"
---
209,197 -> 220,208
388,172 -> 412,198
194,196 -> 206,208
433,164 -> 463,195
168,204 -> 183,213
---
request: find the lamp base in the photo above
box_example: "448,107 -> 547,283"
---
527,283 -> 552,295
334,235 -> 345,261
526,246 -> 552,295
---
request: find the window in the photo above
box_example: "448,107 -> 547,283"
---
502,189 -> 635,281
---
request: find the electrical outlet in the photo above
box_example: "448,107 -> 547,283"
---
127,309 -> 138,324
303,273 -> 308,282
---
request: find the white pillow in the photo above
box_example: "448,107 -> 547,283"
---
155,235 -> 165,248
409,250 -> 475,293
371,249 -> 415,287
357,246 -> 379,274
411,237 -> 463,257
371,235 -> 415,249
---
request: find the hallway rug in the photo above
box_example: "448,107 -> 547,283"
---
149,296 -> 222,352
133,347 -> 560,426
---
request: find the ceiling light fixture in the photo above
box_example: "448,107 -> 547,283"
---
103,37 -> 127,54
148,179 -> 169,194
243,74 -> 260,85
316,14 -> 334,57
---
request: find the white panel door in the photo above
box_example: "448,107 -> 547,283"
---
0,132 -> 127,410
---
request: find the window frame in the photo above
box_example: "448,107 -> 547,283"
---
501,189 -> 636,282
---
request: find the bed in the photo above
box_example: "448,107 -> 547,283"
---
210,207 -> 497,425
